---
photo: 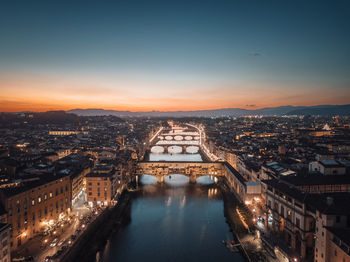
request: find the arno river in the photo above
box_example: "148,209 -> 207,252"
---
99,152 -> 245,262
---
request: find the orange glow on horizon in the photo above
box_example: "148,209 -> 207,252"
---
0,73 -> 348,112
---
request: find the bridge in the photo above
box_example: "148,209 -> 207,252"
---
143,125 -> 261,202
137,161 -> 224,183
136,161 -> 260,202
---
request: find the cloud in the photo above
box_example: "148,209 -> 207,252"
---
246,104 -> 256,107
250,52 -> 262,57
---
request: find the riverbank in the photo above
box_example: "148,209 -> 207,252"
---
61,191 -> 132,262
220,180 -> 269,262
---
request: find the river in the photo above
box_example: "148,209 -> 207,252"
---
99,151 -> 245,262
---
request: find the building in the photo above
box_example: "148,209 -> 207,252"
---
0,173 -> 72,249
263,178 -> 350,262
86,165 -> 124,207
309,160 -> 346,175
313,194 -> 350,262
263,179 -> 315,260
49,130 -> 88,136
325,228 -> 350,262
0,224 -> 10,262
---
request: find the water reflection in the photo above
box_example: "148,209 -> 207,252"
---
100,151 -> 244,262
101,182 -> 244,262
140,175 -> 157,185
196,175 -> 215,185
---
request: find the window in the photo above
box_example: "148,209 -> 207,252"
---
60,187 -> 63,194
49,192 -> 53,198
89,192 -> 92,196
44,194 -> 47,200
31,199 -> 35,206
334,249 -> 337,256
38,197 -> 41,203
295,201 -> 302,209
296,218 -> 300,228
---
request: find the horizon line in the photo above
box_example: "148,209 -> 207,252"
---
1,103 -> 349,114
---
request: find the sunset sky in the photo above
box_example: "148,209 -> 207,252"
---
1,0 -> 349,112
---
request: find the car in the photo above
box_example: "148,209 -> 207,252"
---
57,239 -> 65,246
50,238 -> 59,247
44,256 -> 52,262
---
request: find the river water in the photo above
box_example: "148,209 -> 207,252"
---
100,152 -> 244,262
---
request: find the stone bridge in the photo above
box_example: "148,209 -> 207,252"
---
136,161 -> 259,202
137,161 -> 225,183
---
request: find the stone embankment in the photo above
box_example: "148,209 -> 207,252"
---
61,191 -> 131,262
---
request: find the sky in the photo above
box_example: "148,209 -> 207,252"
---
0,0 -> 349,112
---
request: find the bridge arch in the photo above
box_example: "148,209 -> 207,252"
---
151,145 -> 165,154
164,174 -> 189,185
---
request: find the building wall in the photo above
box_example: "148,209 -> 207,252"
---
327,231 -> 350,262
86,176 -> 112,207
315,211 -> 349,262
265,186 -> 315,259
1,176 -> 71,250
0,225 -> 10,262
71,167 -> 91,203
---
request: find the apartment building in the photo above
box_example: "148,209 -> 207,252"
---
0,173 -> 72,249
0,224 -> 10,262
86,165 -> 124,207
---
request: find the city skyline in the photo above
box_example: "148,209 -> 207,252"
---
1,0 -> 350,112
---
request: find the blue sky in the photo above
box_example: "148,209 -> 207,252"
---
0,0 -> 349,111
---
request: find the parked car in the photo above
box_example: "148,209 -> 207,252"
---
50,238 -> 59,247
57,239 -> 65,246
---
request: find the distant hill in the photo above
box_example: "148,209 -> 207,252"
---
286,104 -> 350,116
67,104 -> 350,117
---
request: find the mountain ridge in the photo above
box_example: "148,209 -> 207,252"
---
67,104 -> 350,117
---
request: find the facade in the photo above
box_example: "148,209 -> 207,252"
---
0,174 -> 72,249
86,167 -> 124,207
325,228 -> 350,262
264,179 -> 315,260
49,130 -> 88,136
314,197 -> 350,262
309,160 -> 346,175
263,178 -> 350,262
70,167 -> 92,204
0,224 -> 10,262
